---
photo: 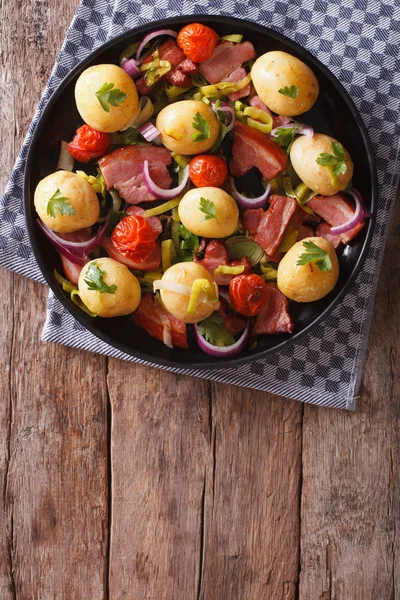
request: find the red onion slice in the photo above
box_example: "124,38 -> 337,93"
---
136,29 -> 178,62
139,121 -> 161,143
211,100 -> 236,132
194,320 -> 250,357
121,57 -> 141,79
229,176 -> 271,209
270,121 -> 314,139
143,160 -> 189,200
330,189 -> 370,235
37,217 -> 109,265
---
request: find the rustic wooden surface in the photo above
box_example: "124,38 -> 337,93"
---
0,1 -> 399,598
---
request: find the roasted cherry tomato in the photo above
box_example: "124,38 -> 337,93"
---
111,215 -> 158,262
229,274 -> 268,317
177,23 -> 219,63
68,125 -> 110,163
189,155 -> 228,188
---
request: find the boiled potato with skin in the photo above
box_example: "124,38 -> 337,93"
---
75,64 -> 139,133
251,51 -> 319,116
78,258 -> 141,317
290,133 -> 353,195
178,187 -> 239,238
34,170 -> 100,233
156,100 -> 220,155
160,262 -> 219,324
277,237 -> 339,302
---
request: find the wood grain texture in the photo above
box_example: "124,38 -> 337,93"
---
299,195 -> 400,600
199,385 -> 303,600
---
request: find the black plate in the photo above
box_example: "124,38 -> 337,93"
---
24,15 -> 378,370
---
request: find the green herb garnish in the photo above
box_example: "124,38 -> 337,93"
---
192,111 -> 211,142
278,85 -> 299,99
95,82 -> 127,113
297,240 -> 332,272
199,197 -> 217,221
198,314 -> 235,347
271,126 -> 295,149
84,262 -> 117,294
46,189 -> 75,218
178,224 -> 199,252
316,142 -> 348,177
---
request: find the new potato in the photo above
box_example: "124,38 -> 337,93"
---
34,170 -> 100,233
75,64 -> 139,133
156,100 -> 220,154
178,187 -> 239,238
160,262 -> 219,324
290,133 -> 353,195
251,51 -> 319,116
277,237 -> 339,302
78,258 -> 141,317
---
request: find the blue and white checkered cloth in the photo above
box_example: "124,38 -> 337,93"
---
1,0 -> 399,410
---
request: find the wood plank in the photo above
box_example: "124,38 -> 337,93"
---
107,366 -> 211,600
300,193 -> 400,599
199,385 -> 303,600
1,0 -> 109,598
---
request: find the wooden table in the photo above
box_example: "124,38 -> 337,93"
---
1,2 -> 399,598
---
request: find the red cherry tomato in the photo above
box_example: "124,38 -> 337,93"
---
111,215 -> 158,262
68,125 -> 110,163
189,155 -> 228,188
177,23 -> 219,63
229,274 -> 268,317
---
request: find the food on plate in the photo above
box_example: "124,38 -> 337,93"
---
34,170 -> 100,233
78,257 -> 141,317
156,100 -> 220,154
34,23 -> 370,358
290,133 -> 353,195
277,237 -> 339,302
156,262 -> 219,324
178,186 -> 239,238
251,51 -> 319,116
75,64 -> 139,132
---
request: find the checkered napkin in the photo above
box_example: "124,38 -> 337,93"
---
1,0 -> 399,410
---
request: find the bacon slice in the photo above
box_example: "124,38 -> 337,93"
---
242,195 -> 297,256
224,67 -> 251,101
249,95 -> 271,114
229,121 -> 288,180
218,298 -> 248,336
132,293 -> 188,349
315,223 -> 342,249
137,39 -> 195,94
252,283 -> 294,336
199,41 -> 255,84
194,240 -> 251,285
99,145 -> 172,204
308,194 -> 365,244
125,205 -> 163,237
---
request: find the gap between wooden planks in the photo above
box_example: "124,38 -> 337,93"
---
0,1 -> 399,598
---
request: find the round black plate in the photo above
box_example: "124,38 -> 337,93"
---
24,15 -> 378,370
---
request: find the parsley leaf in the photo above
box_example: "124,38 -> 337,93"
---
199,197 -> 217,221
192,111 -> 210,142
178,224 -> 199,252
46,189 -> 75,218
278,85 -> 299,99
95,82 -> 127,113
271,126 -> 295,149
316,142 -> 348,177
84,262 -> 118,294
297,240 -> 332,272
198,314 -> 235,347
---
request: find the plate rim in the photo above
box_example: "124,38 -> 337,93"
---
23,14 -> 378,371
